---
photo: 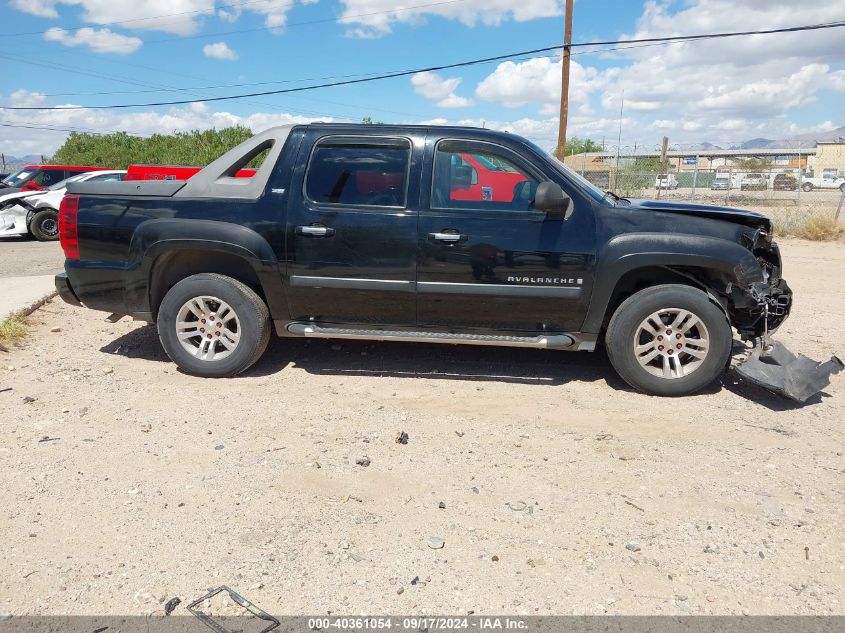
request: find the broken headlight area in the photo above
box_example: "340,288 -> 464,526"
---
730,278 -> 792,341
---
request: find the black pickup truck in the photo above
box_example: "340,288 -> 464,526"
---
55,124 -> 793,396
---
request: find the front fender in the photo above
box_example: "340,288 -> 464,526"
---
582,232 -> 763,333
125,218 -> 286,320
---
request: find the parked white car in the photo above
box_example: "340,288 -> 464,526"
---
801,174 -> 845,192
654,174 -> 679,190
740,173 -> 767,191
0,170 -> 125,241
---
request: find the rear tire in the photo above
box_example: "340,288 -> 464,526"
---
802,183 -> 813,192
157,273 -> 271,377
605,284 -> 732,397
29,209 -> 59,241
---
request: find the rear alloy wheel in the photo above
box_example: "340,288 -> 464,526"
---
606,284 -> 732,396
29,209 -> 60,241
802,183 -> 813,192
157,273 -> 270,377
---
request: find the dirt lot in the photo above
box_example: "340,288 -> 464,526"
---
0,238 -> 64,278
0,240 -> 843,617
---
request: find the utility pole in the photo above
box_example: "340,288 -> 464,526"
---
656,135 -> 669,200
555,0 -> 574,160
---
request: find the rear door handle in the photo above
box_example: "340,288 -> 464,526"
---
296,224 -> 335,238
429,232 -> 465,243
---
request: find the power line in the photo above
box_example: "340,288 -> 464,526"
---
0,120 -> 138,135
4,20 -> 844,112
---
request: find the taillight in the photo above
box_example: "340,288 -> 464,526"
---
59,194 -> 80,260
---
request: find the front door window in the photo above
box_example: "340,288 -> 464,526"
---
432,141 -> 539,212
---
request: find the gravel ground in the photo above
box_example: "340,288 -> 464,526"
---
0,238 -> 64,278
0,239 -> 843,617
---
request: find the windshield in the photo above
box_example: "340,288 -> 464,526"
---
3,168 -> 36,187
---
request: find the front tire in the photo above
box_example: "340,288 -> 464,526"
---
802,183 -> 813,192
157,273 -> 271,377
605,284 -> 732,397
29,209 -> 59,241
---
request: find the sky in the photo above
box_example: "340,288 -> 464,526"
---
1,0 -> 844,157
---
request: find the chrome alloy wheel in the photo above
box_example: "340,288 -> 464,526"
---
175,296 -> 241,361
634,308 -> 710,379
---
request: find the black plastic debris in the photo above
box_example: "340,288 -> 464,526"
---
187,585 -> 279,633
163,596 -> 181,615
735,341 -> 843,402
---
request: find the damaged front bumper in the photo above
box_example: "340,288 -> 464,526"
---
730,272 -> 841,402
735,341 -> 843,402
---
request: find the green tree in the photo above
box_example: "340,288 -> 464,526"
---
554,137 -> 603,159
49,126 -> 257,169
361,116 -> 383,125
733,157 -> 772,171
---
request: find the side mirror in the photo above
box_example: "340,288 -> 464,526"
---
534,181 -> 570,218
23,179 -> 41,191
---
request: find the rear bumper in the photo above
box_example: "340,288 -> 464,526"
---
55,272 -> 82,307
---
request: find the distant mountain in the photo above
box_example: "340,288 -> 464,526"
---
726,126 -> 845,150
0,154 -> 44,173
732,138 -> 775,150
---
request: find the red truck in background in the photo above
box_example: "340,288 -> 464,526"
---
126,165 -> 257,181
127,153 -> 528,205
448,152 -> 529,203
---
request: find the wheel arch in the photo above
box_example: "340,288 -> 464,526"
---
582,233 -> 763,333
126,219 -> 286,321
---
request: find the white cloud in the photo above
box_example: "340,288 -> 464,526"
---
11,0 -> 320,36
411,72 -> 473,108
476,57 -> 605,115
15,1 -> 216,36
437,94 -> 474,109
471,0 -> 845,145
219,0 -> 319,31
339,0 -> 562,38
203,42 -> 239,60
10,0 -> 57,17
44,26 -> 143,55
0,97 -> 337,155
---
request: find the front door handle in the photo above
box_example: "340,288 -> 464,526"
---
429,231 -> 465,243
296,224 -> 335,238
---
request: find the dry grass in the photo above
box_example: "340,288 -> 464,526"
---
0,313 -> 29,350
770,209 -> 845,241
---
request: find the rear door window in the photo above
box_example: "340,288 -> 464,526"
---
305,138 -> 411,208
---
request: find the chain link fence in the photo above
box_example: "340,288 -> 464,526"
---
571,162 -> 845,240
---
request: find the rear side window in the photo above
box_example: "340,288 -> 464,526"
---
306,138 -> 410,208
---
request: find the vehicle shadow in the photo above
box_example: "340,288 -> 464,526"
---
99,325 -> 621,388
720,371 -> 827,411
99,326 -> 827,405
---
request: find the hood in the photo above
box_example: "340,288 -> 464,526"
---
626,199 -> 771,231
0,189 -> 42,203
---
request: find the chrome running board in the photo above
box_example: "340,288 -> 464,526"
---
286,323 -> 595,350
